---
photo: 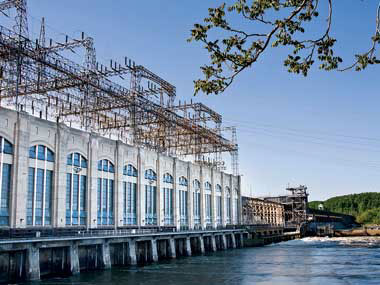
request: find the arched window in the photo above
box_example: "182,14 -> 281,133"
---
98,159 -> 115,173
204,182 -> 212,226
123,164 -> 137,177
178,176 -> 188,227
179,176 -> 188,186
97,159 -> 115,226
144,169 -> 157,225
0,137 -> 13,226
215,184 -> 222,225
123,164 -> 137,225
163,172 -> 173,225
145,169 -> 157,181
193,179 -> 201,226
163,173 -> 173,184
225,187 -> 231,224
27,145 -> 54,226
66,153 -> 87,226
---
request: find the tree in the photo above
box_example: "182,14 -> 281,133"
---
188,0 -> 380,95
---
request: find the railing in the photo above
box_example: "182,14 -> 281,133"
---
0,225 -> 246,240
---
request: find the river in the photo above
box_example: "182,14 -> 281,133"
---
34,237 -> 380,285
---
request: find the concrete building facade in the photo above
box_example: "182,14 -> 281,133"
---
242,197 -> 284,226
0,107 -> 242,231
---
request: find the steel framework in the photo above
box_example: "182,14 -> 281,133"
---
0,0 -> 238,171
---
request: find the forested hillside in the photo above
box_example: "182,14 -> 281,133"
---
308,193 -> 380,224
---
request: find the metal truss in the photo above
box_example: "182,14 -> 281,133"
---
0,0 -> 238,170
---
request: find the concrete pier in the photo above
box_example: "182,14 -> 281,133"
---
211,235 -> 217,252
198,236 -> 205,254
69,244 -> 80,275
0,229 -> 248,283
231,233 -> 236,248
151,239 -> 158,262
101,242 -> 111,269
26,245 -> 40,281
185,238 -> 192,256
221,235 -> 227,250
169,238 -> 176,258
128,241 -> 137,265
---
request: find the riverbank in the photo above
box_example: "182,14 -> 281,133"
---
334,225 -> 380,237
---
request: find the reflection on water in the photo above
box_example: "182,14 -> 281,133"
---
35,237 -> 380,285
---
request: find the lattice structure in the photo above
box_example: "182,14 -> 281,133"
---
264,185 -> 309,227
0,1 -> 238,169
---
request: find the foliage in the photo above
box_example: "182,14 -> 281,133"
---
308,192 -> 380,224
356,208 -> 380,225
189,0 -> 380,95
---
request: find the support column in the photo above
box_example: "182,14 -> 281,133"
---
187,163 -> 194,230
168,238 -> 176,259
198,236 -> 205,254
26,245 -> 40,281
55,125 -> 68,227
137,149 -> 143,227
221,234 -> 227,250
128,240 -> 137,265
151,239 -> 158,262
101,241 -> 111,269
156,155 -> 162,227
173,159 -> 180,230
211,235 -> 217,252
89,135 -> 99,228
11,112 -> 30,228
69,243 -> 80,275
185,237 -> 192,256
240,233 -> 245,247
115,141 -> 123,229
231,233 -> 236,249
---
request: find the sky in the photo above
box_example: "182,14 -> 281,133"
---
15,0 -> 380,201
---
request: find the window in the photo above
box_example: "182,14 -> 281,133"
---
225,187 -> 231,224
204,181 -> 212,225
0,137 -> 12,226
234,188 -> 239,224
178,176 -> 188,226
179,176 -> 188,186
216,184 -> 222,225
179,189 -> 188,226
205,193 -> 212,225
163,173 -> 173,184
123,182 -> 137,225
123,163 -> 137,226
193,180 -> 201,225
97,159 -> 114,173
0,138 -> 13,154
163,187 -> 173,225
145,169 -> 157,181
216,196 -> 222,225
145,185 -> 157,225
66,152 -> 87,226
145,169 -> 157,225
27,144 -> 54,226
123,164 -> 138,177
97,159 -> 114,225
162,172 -> 173,225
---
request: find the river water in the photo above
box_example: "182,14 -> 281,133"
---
35,237 -> 380,285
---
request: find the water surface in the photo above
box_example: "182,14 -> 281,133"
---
35,237 -> 380,285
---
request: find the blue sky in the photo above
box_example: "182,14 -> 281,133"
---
23,0 -> 380,201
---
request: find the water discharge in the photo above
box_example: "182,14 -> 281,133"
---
33,237 -> 380,285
